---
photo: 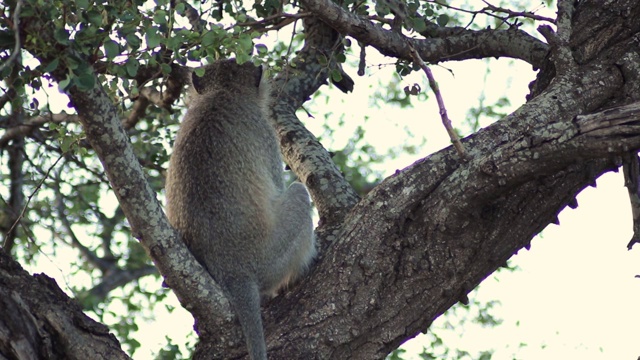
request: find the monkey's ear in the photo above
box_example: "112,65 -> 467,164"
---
192,70 -> 206,94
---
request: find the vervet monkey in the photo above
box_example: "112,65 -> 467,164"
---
165,59 -> 316,360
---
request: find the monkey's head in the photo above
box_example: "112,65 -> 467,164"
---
191,59 -> 265,96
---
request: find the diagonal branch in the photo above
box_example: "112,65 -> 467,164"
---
270,17 -> 360,230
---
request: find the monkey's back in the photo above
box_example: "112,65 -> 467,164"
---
165,82 -> 283,285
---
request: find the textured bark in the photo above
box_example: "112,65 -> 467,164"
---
3,0 -> 640,359
0,250 -> 129,360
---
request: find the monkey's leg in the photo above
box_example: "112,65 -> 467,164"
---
260,182 -> 316,296
225,279 -> 267,360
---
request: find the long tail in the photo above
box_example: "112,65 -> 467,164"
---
225,279 -> 267,360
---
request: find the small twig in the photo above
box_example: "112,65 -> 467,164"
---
428,0 -> 554,29
481,0 -> 556,24
0,0 -> 23,73
408,44 -> 468,159
226,11 -> 312,32
3,154 -> 64,247
358,42 -> 366,76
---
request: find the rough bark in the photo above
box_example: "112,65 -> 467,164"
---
0,250 -> 129,360
2,0 -> 640,359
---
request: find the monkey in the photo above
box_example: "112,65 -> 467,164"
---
164,59 -> 316,360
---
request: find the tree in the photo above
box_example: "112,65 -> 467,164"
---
1,0 -> 639,358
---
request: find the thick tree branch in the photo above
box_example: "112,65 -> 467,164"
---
299,0 -> 549,68
3,58 -> 25,253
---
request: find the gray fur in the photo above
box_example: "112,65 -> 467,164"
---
165,59 -> 316,360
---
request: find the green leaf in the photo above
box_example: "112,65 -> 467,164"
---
436,14 -> 449,27
160,63 -> 172,75
103,40 -> 120,60
201,30 -> 217,47
407,1 -> 419,13
126,34 -> 142,50
193,67 -> 205,77
75,72 -> 96,91
255,43 -> 268,54
153,10 -> 167,24
330,69 -> 343,83
43,58 -> 60,73
54,28 -> 70,45
86,9 -> 103,25
146,28 -> 162,49
126,59 -> 139,77
235,52 -> 250,64
335,53 -> 346,63
58,74 -> 72,91
60,136 -> 75,153
412,18 -> 427,33
175,2 -> 185,14
76,0 -> 89,10
237,33 -> 254,54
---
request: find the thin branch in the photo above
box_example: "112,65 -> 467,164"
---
0,0 -> 23,73
232,11 -> 312,30
431,0 -> 555,26
81,265 -> 159,302
52,176 -> 114,272
0,113 -> 78,148
408,44 -> 467,159
3,154 -> 63,247
480,0 -> 556,24
96,206 -> 124,261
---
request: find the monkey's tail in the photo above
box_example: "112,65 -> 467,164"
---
226,279 -> 267,360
